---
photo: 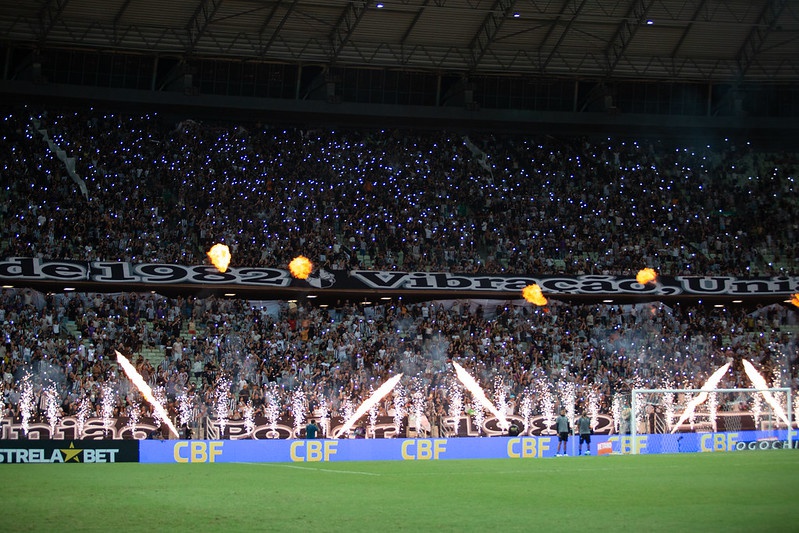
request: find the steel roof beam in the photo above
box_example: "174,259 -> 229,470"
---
466,0 -> 518,72
541,0 -> 589,72
604,0 -> 655,78
258,0 -> 299,57
37,0 -> 70,44
186,0 -> 224,56
670,0 -> 707,59
329,0 -> 370,64
111,0 -> 134,44
735,0 -> 787,79
537,0 -> 578,57
258,0 -> 283,36
113,0 -> 133,26
401,0 -> 431,44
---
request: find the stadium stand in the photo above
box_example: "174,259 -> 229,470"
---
1,0 -> 797,437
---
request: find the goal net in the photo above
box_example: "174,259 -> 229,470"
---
629,387 -> 794,454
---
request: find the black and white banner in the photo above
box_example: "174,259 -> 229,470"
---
1,257 -> 797,299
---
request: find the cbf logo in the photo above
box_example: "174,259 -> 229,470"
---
290,440 -> 338,462
173,441 -> 224,463
402,439 -> 447,460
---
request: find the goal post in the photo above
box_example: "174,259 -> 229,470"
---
630,387 -> 794,455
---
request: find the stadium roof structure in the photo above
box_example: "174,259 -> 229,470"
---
1,0 -> 797,83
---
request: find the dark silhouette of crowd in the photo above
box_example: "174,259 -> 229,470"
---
0,105 -> 798,435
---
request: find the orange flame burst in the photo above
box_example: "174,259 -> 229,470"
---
522,284 -> 548,306
636,268 -> 658,285
790,294 -> 799,308
207,243 -> 231,273
289,255 -> 313,279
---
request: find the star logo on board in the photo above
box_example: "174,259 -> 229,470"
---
60,442 -> 83,462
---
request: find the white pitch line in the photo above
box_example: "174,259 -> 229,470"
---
386,463 -> 684,477
252,463 -> 381,476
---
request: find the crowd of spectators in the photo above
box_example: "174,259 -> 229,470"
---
1,288 -> 796,433
1,106 -> 798,277
1,105 -> 798,434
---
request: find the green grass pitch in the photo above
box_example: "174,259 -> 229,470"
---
2,450 -> 798,532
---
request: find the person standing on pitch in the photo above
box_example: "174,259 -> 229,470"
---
305,419 -> 320,439
577,412 -> 592,455
555,408 -> 570,456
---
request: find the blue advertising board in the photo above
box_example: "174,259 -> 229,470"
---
139,429 -> 796,464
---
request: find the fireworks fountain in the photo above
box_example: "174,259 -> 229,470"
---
586,387 -> 600,430
116,351 -> 180,438
752,393 -> 764,429
535,377 -> 556,434
519,389 -> 534,436
682,382 -> 698,429
367,387 -> 379,438
772,366 -> 787,419
611,394 -> 623,434
44,383 -> 61,435
76,396 -> 91,439
318,397 -> 330,438
660,379 -> 676,430
340,399 -> 355,438
126,403 -> 140,434
741,359 -> 791,427
707,392 -> 719,432
20,374 -> 34,437
213,376 -> 232,438
794,395 -> 799,430
177,389 -> 194,428
410,379 -> 426,436
392,384 -> 407,437
264,383 -> 281,438
152,386 -> 168,430
670,362 -> 731,433
493,377 -> 510,421
334,374 -> 403,439
559,379 -> 576,426
290,388 -> 307,434
101,382 -> 116,437
244,401 -> 255,436
451,361 -> 509,430
448,380 -> 464,436
632,376 -> 646,425
470,401 -> 485,434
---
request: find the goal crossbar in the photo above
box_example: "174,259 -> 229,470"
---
630,387 -> 793,454
633,388 -> 791,395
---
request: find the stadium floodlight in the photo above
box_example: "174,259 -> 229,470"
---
630,387 -> 793,455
